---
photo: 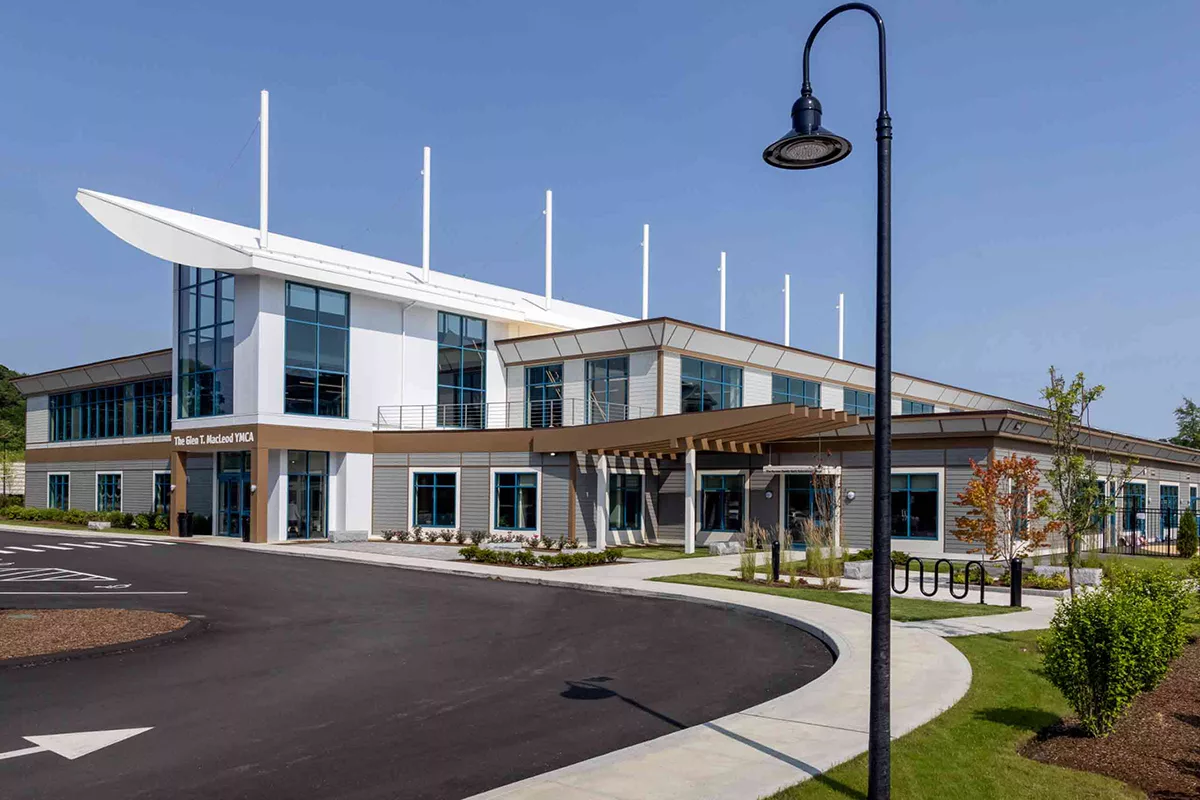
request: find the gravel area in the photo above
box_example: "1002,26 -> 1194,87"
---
1023,636 -> 1200,798
0,608 -> 189,660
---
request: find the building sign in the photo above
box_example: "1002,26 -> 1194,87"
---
173,430 -> 256,447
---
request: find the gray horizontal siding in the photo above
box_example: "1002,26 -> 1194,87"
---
542,465 -> 569,539
25,395 -> 49,445
841,467 -> 873,549
656,467 -> 685,544
372,467 -> 408,533
186,455 -> 213,518
122,469 -> 155,514
460,467 -> 490,532
26,460 -> 168,513
942,466 -> 976,555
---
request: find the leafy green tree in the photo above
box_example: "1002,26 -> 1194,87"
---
1179,508 -> 1198,559
1169,397 -> 1200,449
1041,368 -> 1108,597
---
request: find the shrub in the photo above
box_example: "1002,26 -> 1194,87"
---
66,509 -> 89,525
564,535 -> 579,549
890,550 -> 910,567
381,530 -> 395,542
1178,508 -> 1198,559
459,546 -> 622,568
152,514 -> 169,531
454,529 -> 467,545
847,548 -> 872,562
412,525 -> 424,542
469,529 -> 487,545
1041,567 -> 1190,736
132,514 -> 152,530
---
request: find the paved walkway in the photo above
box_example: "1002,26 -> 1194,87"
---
0,525 -> 981,800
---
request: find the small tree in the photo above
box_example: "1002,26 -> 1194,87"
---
1169,397 -> 1200,449
0,419 -> 20,500
954,454 -> 1050,562
1178,508 -> 1198,559
1041,368 -> 1106,598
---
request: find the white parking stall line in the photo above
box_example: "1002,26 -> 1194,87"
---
30,544 -> 74,551
91,542 -> 128,548
116,542 -> 154,547
57,543 -> 102,549
7,546 -> 48,553
0,591 -> 188,595
0,567 -> 118,582
0,549 -> 14,554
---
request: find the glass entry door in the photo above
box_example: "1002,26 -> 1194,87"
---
217,452 -> 251,540
287,451 -> 328,539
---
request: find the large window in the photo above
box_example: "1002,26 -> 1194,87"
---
494,472 -> 537,531
178,265 -> 235,418
773,375 -> 820,408
901,399 -> 934,415
890,473 -> 939,539
48,474 -> 69,511
285,283 -> 350,417
437,312 -> 487,429
587,357 -> 629,422
154,473 -> 171,515
701,474 -> 744,532
287,451 -> 328,539
681,357 -> 742,413
608,473 -> 642,530
525,364 -> 563,428
49,378 -> 171,442
96,473 -> 122,512
783,474 -> 835,542
844,388 -> 875,416
1123,482 -> 1146,533
413,472 -> 457,528
1161,484 -> 1179,533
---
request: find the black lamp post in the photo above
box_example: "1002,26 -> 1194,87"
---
763,4 -> 892,798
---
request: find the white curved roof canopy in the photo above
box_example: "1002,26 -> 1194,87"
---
76,189 -> 632,330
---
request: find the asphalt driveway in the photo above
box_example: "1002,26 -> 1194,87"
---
0,530 -> 833,800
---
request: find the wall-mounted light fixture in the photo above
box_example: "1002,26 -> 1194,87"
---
845,490 -> 857,502
250,484 -> 258,494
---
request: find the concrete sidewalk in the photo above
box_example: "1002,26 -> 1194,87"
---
0,525 -> 978,800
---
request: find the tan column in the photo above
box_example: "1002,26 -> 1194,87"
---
250,447 -> 270,543
169,450 -> 187,538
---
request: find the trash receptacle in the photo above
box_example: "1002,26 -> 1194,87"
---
176,511 -> 193,538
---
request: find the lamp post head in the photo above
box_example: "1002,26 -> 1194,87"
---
762,90 -> 852,170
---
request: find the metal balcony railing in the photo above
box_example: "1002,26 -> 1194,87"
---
376,399 -> 654,431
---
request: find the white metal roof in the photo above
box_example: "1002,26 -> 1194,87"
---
76,189 -> 632,330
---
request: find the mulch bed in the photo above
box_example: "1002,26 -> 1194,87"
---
0,608 -> 189,660
1022,637 -> 1200,799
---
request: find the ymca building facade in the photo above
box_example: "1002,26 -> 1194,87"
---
17,189 -> 1200,556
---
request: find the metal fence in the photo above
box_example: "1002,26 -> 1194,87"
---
1079,506 -> 1194,558
376,399 -> 654,431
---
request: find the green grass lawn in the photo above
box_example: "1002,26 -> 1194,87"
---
1047,551 -> 1196,576
619,545 -> 716,560
766,629 -> 1140,800
650,573 -> 1024,622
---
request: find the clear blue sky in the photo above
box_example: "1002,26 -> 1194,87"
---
2,0 -> 1197,437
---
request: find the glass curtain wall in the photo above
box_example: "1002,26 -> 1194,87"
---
284,283 -> 350,417
436,312 -> 487,429
178,265 -> 234,418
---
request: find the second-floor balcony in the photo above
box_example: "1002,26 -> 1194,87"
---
376,399 -> 655,431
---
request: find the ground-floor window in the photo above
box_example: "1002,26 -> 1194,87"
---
494,472 -> 537,531
783,473 -> 834,545
287,451 -> 328,539
97,473 -> 122,512
890,473 -> 938,540
608,473 -> 642,530
1161,485 -> 1179,534
1123,482 -> 1146,532
48,474 -> 69,511
153,473 -> 171,515
413,472 -> 456,528
701,474 -> 743,532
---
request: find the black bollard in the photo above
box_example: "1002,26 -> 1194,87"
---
771,540 -> 781,583
1010,558 -> 1022,607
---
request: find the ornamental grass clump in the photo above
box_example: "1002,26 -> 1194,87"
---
802,519 -> 840,589
1040,566 -> 1190,736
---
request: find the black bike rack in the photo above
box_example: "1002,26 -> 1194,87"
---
890,557 -> 986,604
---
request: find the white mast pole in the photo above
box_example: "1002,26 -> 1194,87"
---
784,274 -> 791,347
259,90 -> 269,249
719,251 -> 727,331
544,190 -> 553,308
641,223 -> 650,320
422,146 -> 431,281
838,292 -> 845,359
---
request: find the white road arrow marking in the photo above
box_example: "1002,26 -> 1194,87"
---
0,727 -> 152,761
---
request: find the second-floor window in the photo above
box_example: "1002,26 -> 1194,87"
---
525,364 -> 563,428
901,399 -> 934,415
285,282 -> 350,417
681,357 -> 742,413
772,375 -> 820,408
587,356 -> 628,422
844,388 -> 875,416
178,265 -> 234,418
437,312 -> 487,429
50,378 -> 170,441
